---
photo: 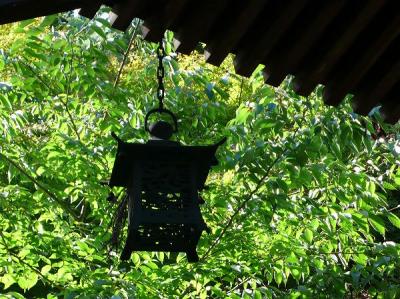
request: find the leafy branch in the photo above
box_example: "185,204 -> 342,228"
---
0,231 -> 63,291
201,120 -> 304,261
62,35 -> 81,141
201,152 -> 288,260
0,152 -> 79,220
15,57 -> 81,141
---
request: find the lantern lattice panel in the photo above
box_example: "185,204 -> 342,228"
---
139,159 -> 200,217
121,158 -> 206,262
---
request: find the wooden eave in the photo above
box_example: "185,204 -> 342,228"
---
1,0 -> 399,123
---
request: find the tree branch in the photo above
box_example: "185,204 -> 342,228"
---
201,124 -> 303,261
0,152 -> 79,220
59,96 -> 81,141
114,22 -> 139,88
200,149 -> 289,261
388,205 -> 400,212
61,36 -> 81,141
17,58 -> 81,141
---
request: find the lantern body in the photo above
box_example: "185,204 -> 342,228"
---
109,138 -> 224,262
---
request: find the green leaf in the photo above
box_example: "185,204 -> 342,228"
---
157,252 -> 164,263
41,265 -> 52,275
353,254 -> 368,266
368,181 -> 376,194
4,292 -> 25,299
235,106 -> 250,124
1,273 -> 15,289
303,228 -> 313,244
0,94 -> 13,110
254,290 -> 262,299
36,166 -> 46,176
132,253 -> 140,265
286,252 -> 299,264
368,215 -> 385,236
18,18 -> 35,29
383,181 -> 396,190
274,268 -> 283,285
290,267 -> 302,282
0,57 -> 4,71
18,272 -> 38,290
92,25 -> 107,39
146,261 -> 158,270
40,15 -> 57,27
387,213 -> 400,229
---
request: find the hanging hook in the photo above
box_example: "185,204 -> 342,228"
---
144,107 -> 178,134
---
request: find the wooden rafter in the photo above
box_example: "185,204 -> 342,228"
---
292,0 -> 386,96
234,0 -> 309,77
173,0 -> 229,54
0,0 -> 91,25
204,0 -> 267,67
141,0 -> 188,43
263,0 -> 346,87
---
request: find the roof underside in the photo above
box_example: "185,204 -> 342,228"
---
1,0 -> 400,123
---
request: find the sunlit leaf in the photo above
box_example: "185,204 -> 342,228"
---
17,272 -> 38,290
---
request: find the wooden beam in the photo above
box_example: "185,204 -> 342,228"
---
141,0 -> 188,43
109,0 -> 151,31
78,1 -> 102,19
263,0 -> 345,87
381,87 -> 400,124
293,0 -> 385,96
204,0 -> 267,66
234,0 -> 309,77
0,0 -> 94,25
383,106 -> 400,124
173,0 -> 229,54
323,14 -> 400,106
353,58 -> 400,115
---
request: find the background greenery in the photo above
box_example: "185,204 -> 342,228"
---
0,10 -> 400,298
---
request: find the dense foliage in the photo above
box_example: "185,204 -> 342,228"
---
1,12 -> 400,298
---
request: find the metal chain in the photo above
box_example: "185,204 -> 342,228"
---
157,40 -> 166,110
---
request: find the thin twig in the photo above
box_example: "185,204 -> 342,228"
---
0,152 -> 79,220
236,77 -> 244,105
18,58 -> 81,141
114,22 -> 139,88
59,97 -> 81,140
18,59 -> 57,94
201,149 -> 289,261
201,114 -> 305,261
388,205 -> 400,212
228,277 -> 252,293
60,36 -> 81,141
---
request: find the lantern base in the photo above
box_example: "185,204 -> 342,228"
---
120,223 -> 204,262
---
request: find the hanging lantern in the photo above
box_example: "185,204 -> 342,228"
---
108,41 -> 225,262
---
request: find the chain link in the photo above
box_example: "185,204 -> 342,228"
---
157,40 -> 166,109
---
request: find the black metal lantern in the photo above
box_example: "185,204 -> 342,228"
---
108,41 -> 225,262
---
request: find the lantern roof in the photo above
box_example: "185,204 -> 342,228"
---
1,1 -> 400,123
109,136 -> 226,189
